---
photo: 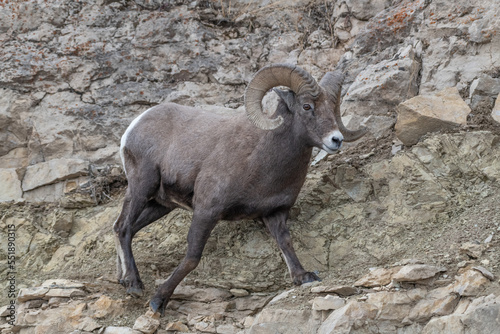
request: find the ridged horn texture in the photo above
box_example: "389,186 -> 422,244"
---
319,71 -> 368,142
245,64 -> 321,130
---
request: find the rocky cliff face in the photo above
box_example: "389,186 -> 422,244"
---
1,0 -> 500,333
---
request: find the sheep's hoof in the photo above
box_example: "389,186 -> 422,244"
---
149,297 -> 166,316
126,286 -> 144,298
303,271 -> 321,284
121,276 -> 144,297
293,271 -> 321,285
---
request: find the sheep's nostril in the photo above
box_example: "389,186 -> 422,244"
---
332,136 -> 343,146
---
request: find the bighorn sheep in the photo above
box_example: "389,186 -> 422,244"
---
113,63 -> 367,314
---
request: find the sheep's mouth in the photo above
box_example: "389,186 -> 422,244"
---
321,144 -> 340,154
321,132 -> 343,154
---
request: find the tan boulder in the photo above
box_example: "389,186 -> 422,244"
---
354,267 -> 400,287
453,270 -> 489,297
408,294 -> 459,322
366,289 -> 426,321
89,295 -> 125,319
421,314 -> 465,334
395,87 -> 471,146
133,311 -> 160,334
318,300 -> 378,334
164,321 -> 190,332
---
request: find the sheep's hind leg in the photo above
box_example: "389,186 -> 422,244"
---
114,193 -> 133,285
150,212 -> 218,315
115,196 -> 172,297
263,210 -> 320,285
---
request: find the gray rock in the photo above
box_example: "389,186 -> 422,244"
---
45,288 -> 85,299
269,289 -> 294,305
230,288 -> 249,297
461,295 -> 500,333
422,295 -> 500,334
421,314 -> 465,334
310,285 -> 360,296
0,147 -> 29,169
492,93 -> 500,124
216,323 -> 239,334
311,295 -> 346,311
342,44 -> 420,117
3,1 -> 500,334
249,309 -> 319,334
42,278 -> 85,289
341,44 -> 420,139
234,295 -> 273,312
23,175 -> 91,203
0,305 -> 9,316
472,266 -> 495,281
346,0 -> 392,20
48,210 -> 74,237
166,284 -> 232,302
392,264 -> 447,283
192,317 -> 216,333
103,327 -> 142,334
0,89 -> 31,157
17,287 -> 50,302
0,168 -> 22,202
22,158 -> 88,192
48,297 -> 70,307
460,242 -> 485,259
469,74 -> 500,99
417,2 -> 500,94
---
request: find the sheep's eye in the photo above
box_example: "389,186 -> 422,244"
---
303,104 -> 312,111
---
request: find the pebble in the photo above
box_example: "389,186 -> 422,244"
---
472,266 -> 495,280
230,288 -> 249,297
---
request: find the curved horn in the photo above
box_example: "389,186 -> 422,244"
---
319,71 -> 368,142
245,64 -> 321,130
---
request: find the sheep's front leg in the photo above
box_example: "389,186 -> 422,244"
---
263,210 -> 320,285
150,213 -> 218,315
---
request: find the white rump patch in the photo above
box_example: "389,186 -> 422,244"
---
120,107 -> 153,175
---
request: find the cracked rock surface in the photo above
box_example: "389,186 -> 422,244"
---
1,0 -> 500,333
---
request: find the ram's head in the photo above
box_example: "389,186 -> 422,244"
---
245,64 -> 367,152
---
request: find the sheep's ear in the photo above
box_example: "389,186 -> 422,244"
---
273,88 -> 296,110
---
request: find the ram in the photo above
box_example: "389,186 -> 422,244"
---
114,63 -> 367,313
